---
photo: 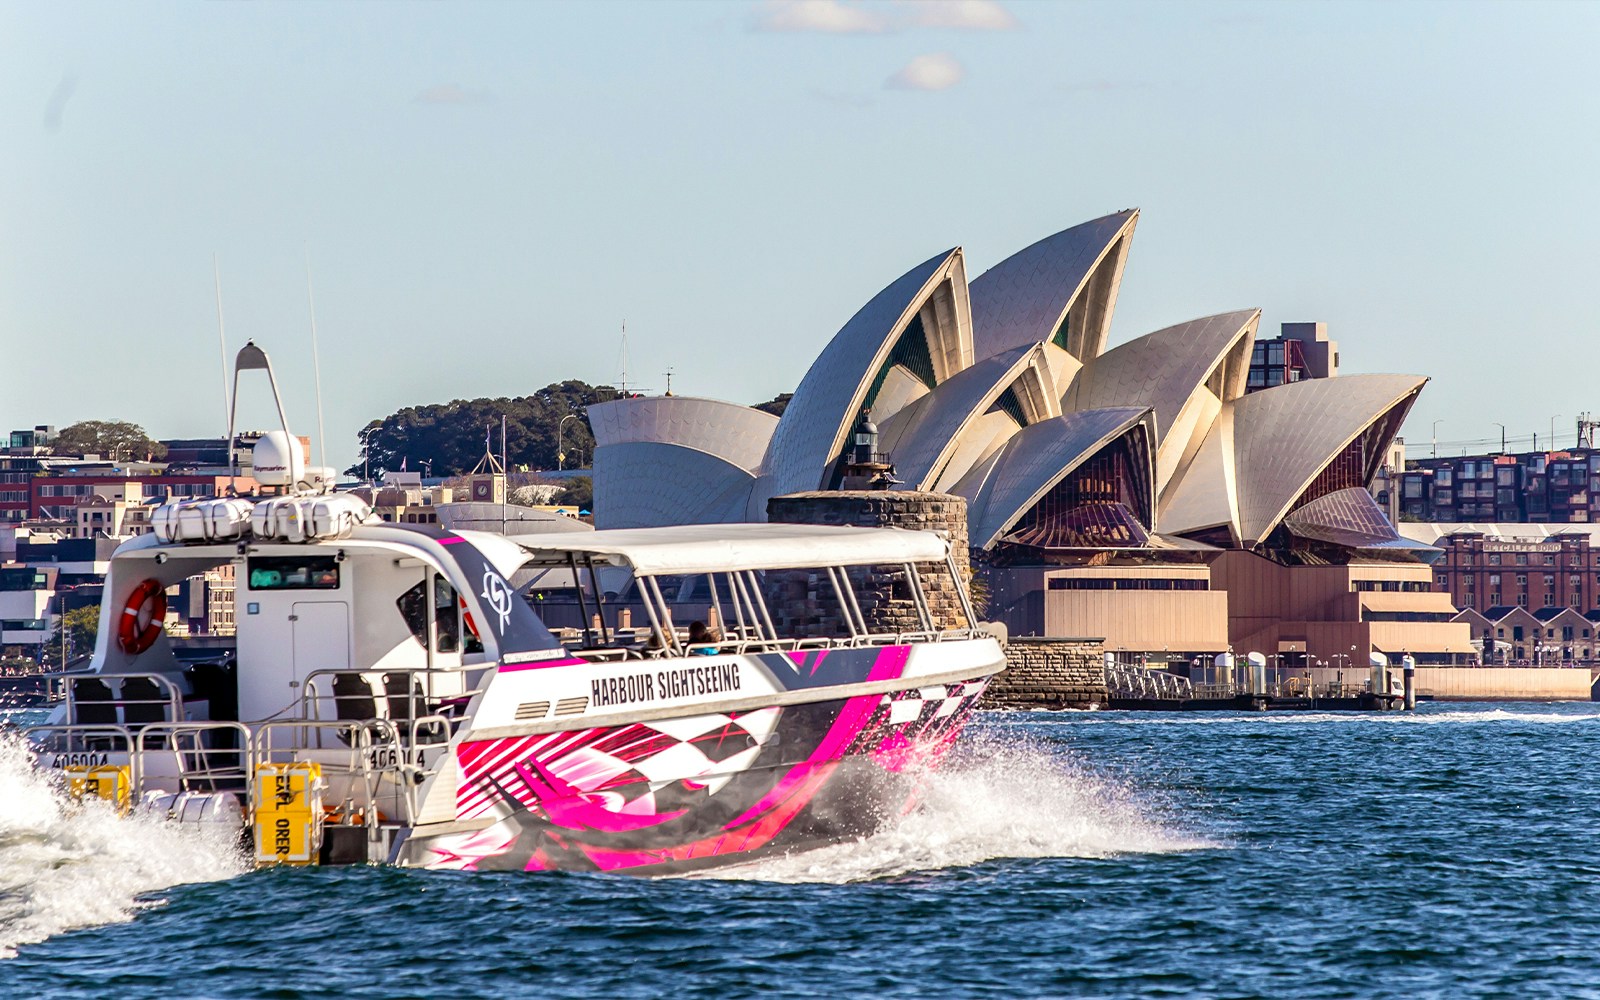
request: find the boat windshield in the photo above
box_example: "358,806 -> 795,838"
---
502,524 -> 976,659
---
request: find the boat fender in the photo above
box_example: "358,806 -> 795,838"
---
117,579 -> 167,655
143,790 -> 245,829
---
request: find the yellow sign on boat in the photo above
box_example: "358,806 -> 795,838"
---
65,764 -> 131,815
253,761 -> 325,866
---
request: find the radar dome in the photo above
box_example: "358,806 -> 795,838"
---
251,430 -> 305,487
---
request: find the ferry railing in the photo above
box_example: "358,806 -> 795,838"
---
24,723 -> 135,762
1105,663 -> 1194,701
565,626 -> 982,663
254,718 -> 399,831
300,668 -> 483,744
23,724 -> 142,805
252,717 -> 442,828
56,673 -> 184,731
130,721 -> 254,799
611,559 -> 985,660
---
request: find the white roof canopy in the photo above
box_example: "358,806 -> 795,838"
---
503,522 -> 951,576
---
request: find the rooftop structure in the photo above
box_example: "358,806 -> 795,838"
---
1401,449 -> 1600,523
595,209 -> 1424,562
592,210 -> 1458,663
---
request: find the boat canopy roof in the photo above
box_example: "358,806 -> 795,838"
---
502,522 -> 950,576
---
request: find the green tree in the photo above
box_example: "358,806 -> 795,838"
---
350,381 -> 620,479
52,420 -> 168,461
51,606 -> 100,667
552,476 -> 593,512
753,393 -> 792,418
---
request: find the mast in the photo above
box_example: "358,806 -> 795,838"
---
305,252 -> 329,482
212,256 -> 230,440
617,320 -> 629,395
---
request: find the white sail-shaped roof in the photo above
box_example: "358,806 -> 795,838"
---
1161,373 -> 1426,546
753,246 -> 973,510
877,344 -> 1059,491
592,443 -> 757,529
952,406 -> 1155,549
1065,309 -> 1259,495
1154,408 -> 1240,543
1230,374 -> 1425,545
589,396 -> 778,474
968,210 -> 1138,363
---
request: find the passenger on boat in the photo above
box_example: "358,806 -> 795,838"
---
687,621 -> 720,656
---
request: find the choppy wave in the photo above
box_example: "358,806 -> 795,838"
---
0,735 -> 247,959
1010,707 -> 1600,727
700,734 -> 1210,884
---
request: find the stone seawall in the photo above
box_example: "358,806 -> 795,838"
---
766,491 -> 970,636
983,637 -> 1107,710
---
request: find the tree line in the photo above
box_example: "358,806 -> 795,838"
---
352,385 -> 793,480
43,385 -> 796,485
350,380 -> 623,479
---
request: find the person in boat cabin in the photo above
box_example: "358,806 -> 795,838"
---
687,620 -> 720,655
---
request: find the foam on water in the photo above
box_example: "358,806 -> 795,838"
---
700,733 -> 1210,884
0,734 -> 247,959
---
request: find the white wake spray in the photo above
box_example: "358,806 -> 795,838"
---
0,734 -> 248,958
702,732 -> 1210,884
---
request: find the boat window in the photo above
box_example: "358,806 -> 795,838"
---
434,574 -> 460,654
397,580 -> 429,649
248,556 -> 340,591
651,576 -> 687,601
527,585 -> 578,601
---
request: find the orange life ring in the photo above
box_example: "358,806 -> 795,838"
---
117,578 -> 167,655
460,596 -> 480,640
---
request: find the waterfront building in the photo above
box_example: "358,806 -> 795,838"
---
0,428 -> 56,524
348,472 -> 454,525
592,210 -> 1472,665
0,564 -> 57,657
1245,322 -> 1338,393
29,471 -> 254,521
1400,449 -> 1600,523
1392,520 -> 1600,662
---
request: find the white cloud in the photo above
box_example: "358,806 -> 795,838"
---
885,52 -> 965,91
414,84 -> 489,105
753,0 -> 891,34
899,0 -> 1017,30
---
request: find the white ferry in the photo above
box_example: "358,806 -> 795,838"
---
25,345 -> 1005,873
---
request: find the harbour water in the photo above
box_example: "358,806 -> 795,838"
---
3,702 -> 1599,998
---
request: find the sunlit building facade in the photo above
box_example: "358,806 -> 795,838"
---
592,210 -> 1474,665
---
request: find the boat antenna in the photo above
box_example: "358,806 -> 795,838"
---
617,319 -> 629,395
304,249 -> 329,481
212,255 -> 230,435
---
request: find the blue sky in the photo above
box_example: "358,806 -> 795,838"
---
3,0 -> 1597,470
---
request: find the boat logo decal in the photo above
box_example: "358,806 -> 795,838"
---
481,569 -> 514,636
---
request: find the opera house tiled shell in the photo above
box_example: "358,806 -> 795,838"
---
591,209 -> 1425,558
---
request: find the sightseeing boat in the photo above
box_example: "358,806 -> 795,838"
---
25,345 -> 1005,874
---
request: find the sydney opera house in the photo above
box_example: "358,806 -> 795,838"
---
590,211 -> 1476,667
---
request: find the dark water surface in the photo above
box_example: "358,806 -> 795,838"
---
4,702 -> 1600,998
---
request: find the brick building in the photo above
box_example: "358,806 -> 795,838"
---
1424,529 -> 1600,612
